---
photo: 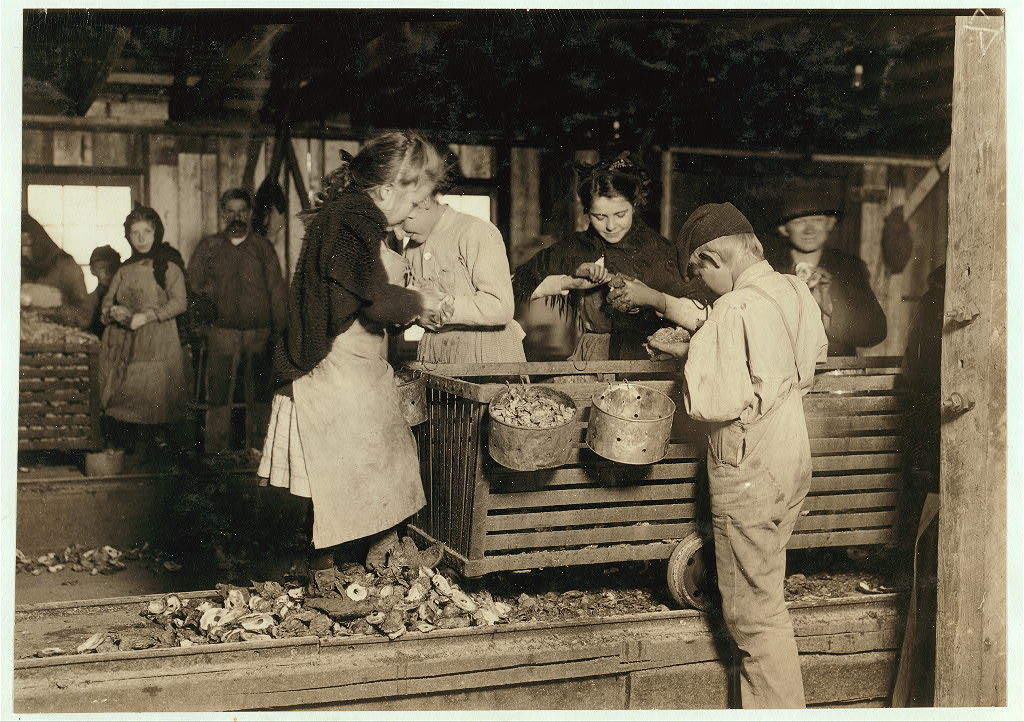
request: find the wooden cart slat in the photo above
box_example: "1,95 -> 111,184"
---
811,375 -> 899,393
809,453 -> 902,472
801,491 -> 898,511
485,522 -> 696,552
810,436 -> 901,454
487,481 -> 699,510
486,462 -> 702,490
808,473 -> 902,492
485,502 -> 699,532
804,395 -> 904,413
807,415 -> 902,435
795,510 -> 897,532
787,529 -> 892,549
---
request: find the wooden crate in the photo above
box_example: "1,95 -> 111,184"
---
409,358 -> 906,578
19,342 -> 103,452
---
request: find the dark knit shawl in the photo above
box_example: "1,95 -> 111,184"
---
121,240 -> 185,290
274,190 -> 387,383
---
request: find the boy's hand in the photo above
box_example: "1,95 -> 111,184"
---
607,277 -> 663,312
646,326 -> 691,359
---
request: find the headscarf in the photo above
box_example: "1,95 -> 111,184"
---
120,206 -> 185,289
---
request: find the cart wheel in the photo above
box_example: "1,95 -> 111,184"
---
667,534 -> 715,611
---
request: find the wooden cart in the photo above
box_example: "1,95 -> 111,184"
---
18,342 -> 103,452
407,358 -> 907,609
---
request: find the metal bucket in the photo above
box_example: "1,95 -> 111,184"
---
487,387 -> 578,471
396,375 -> 428,426
84,449 -> 126,477
587,382 -> 676,465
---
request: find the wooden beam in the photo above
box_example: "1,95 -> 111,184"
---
76,28 -> 130,116
669,145 -> 938,168
180,24 -> 288,120
935,13 -> 1006,707
902,146 -> 951,221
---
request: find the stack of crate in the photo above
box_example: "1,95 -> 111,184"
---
18,342 -> 102,451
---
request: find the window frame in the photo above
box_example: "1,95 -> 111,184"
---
22,168 -> 145,292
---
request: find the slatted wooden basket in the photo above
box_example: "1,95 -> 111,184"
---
18,342 -> 103,452
408,358 -> 907,598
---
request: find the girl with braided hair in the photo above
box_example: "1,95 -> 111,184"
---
260,130 -> 445,572
511,152 -> 699,360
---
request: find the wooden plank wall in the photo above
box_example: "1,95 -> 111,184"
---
22,124 -> 279,268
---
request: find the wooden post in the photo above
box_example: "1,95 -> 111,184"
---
935,13 -> 1006,706
660,150 -> 673,239
509,147 -> 541,256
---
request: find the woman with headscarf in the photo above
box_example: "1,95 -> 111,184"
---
20,212 -> 92,329
98,206 -> 189,449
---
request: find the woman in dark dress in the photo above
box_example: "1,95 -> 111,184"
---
511,153 -> 698,360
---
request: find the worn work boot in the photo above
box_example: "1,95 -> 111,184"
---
364,528 -> 401,570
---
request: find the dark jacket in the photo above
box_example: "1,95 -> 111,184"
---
767,246 -> 887,355
273,191 -> 387,385
187,230 -> 287,332
512,219 -> 700,358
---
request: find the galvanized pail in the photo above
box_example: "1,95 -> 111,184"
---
396,375 -> 428,426
487,386 -> 578,471
587,382 -> 676,464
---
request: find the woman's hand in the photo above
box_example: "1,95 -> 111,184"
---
109,305 -> 132,326
416,287 -> 447,331
129,312 -> 152,331
607,277 -> 664,312
572,262 -> 611,285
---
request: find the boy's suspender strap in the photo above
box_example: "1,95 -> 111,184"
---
747,277 -> 806,383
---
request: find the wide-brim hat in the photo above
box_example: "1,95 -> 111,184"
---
777,178 -> 844,225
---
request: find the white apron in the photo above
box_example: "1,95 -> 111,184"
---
259,243 -> 426,548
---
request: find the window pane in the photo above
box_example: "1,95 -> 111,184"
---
403,325 -> 426,342
63,186 -> 97,229
62,225 -> 100,265
97,224 -> 132,262
27,185 -> 63,226
42,223 -> 63,245
26,183 -> 134,271
439,194 -> 492,223
97,186 -> 131,226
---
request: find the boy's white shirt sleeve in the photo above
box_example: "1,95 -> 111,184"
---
682,303 -> 755,423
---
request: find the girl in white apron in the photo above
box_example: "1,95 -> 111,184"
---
259,131 -> 446,571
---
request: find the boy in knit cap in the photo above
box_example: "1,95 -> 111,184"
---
610,202 -> 828,708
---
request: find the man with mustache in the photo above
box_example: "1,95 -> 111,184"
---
188,188 -> 287,454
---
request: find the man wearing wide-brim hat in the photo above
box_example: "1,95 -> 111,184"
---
768,183 -> 887,355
